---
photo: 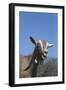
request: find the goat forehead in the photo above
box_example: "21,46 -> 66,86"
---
38,40 -> 43,49
38,40 -> 48,49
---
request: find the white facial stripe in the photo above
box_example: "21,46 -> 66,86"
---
39,40 -> 43,50
46,42 -> 48,48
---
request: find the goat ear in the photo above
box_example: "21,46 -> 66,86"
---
48,43 -> 54,48
29,36 -> 36,45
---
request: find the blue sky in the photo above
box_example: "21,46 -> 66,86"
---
19,12 -> 58,58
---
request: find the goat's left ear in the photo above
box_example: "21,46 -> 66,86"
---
48,43 -> 54,48
30,36 -> 37,45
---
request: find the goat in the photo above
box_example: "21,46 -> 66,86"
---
19,36 -> 54,78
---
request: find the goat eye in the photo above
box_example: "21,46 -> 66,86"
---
44,51 -> 48,54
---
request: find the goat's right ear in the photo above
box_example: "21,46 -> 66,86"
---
29,36 -> 36,45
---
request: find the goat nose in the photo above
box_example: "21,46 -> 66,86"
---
43,49 -> 48,58
43,53 -> 47,58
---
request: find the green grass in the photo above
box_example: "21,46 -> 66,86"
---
37,58 -> 58,77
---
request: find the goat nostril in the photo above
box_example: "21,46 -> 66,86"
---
44,51 -> 48,54
43,53 -> 47,58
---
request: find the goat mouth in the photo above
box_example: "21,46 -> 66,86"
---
39,55 -> 46,63
40,54 -> 47,64
42,52 -> 47,59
